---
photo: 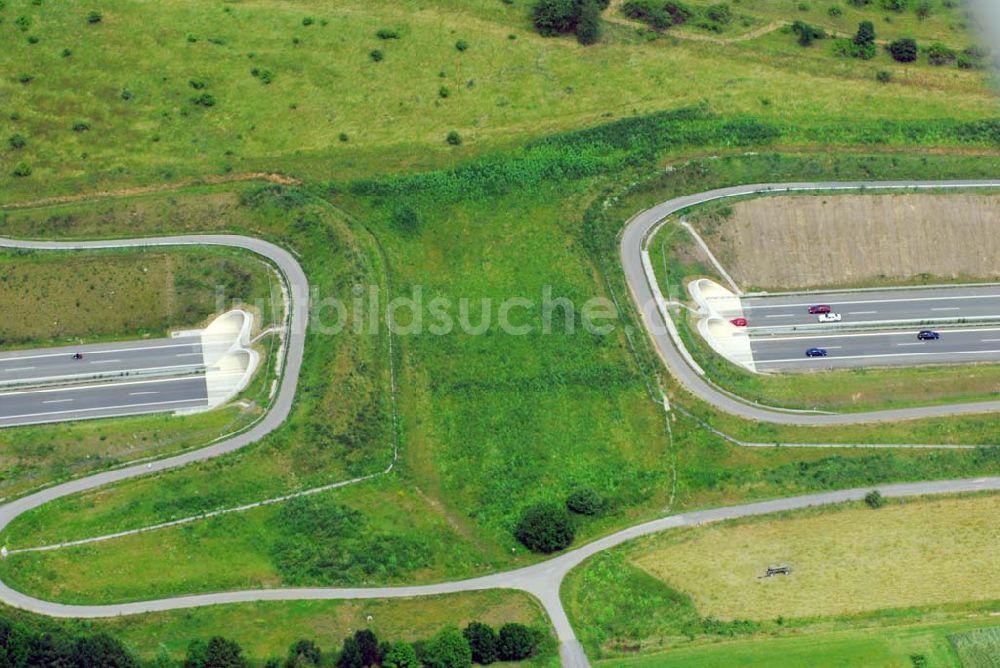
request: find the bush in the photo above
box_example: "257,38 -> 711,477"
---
189,78 -> 207,89
14,15 -> 30,31
705,3 -> 731,23
87,10 -> 102,23
531,0 -> 579,36
184,636 -> 248,668
576,0 -> 601,44
382,642 -> 418,668
566,488 -> 605,515
790,20 -> 825,46
864,490 -> 886,508
497,624 -> 537,661
287,639 -> 322,667
455,39 -> 469,51
514,502 -> 575,552
190,92 -> 216,107
72,121 -> 90,132
880,0 -> 907,10
876,70 -> 892,83
853,20 -> 875,47
370,49 -> 384,62
8,134 -> 26,150
888,37 -> 917,62
439,86 -> 450,98
422,627 -> 471,668
302,16 -> 314,26
446,130 -> 462,145
120,88 -> 133,101
621,0 -> 691,30
915,0 -> 931,19
17,72 -> 32,84
462,623 -> 498,665
927,42 -> 957,66
376,28 -> 400,39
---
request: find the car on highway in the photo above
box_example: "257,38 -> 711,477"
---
817,313 -> 842,323
917,330 -> 940,340
805,347 -> 828,357
808,305 -> 832,314
730,317 -> 748,327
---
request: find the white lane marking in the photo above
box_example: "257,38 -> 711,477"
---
89,359 -> 122,364
760,349 -> 1000,364
848,311 -> 878,315
931,307 -> 961,312
983,338 -> 1000,342
42,399 -> 73,405
129,391 -> 159,396
3,367 -> 35,372
0,340 -> 200,364
0,375 -> 205,397
750,326 -> 1000,343
824,346 -> 843,350
744,293 -> 1000,309
175,353 -> 203,358
0,398 -> 206,422
896,342 -> 924,346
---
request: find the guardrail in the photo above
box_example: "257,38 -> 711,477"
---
746,315 -> 1000,337
0,365 -> 205,392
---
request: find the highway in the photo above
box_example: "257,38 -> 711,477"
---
5,183 -> 1000,668
751,325 -> 1000,371
0,376 -> 209,428
0,336 -> 204,386
743,285 -> 1000,329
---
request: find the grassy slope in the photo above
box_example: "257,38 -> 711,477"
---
0,0 -> 994,200
564,493 -> 1000,664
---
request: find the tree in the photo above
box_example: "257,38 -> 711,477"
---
184,637 -> 248,668
888,37 -> 917,62
285,639 -> 321,668
462,622 -> 499,665
531,0 -> 579,36
790,20 -> 825,47
8,134 -> 26,150
73,633 -> 138,668
514,502 -> 575,553
0,619 -> 29,667
354,630 -> 381,667
566,488 -> 605,515
575,0 -> 601,44
497,624 -> 536,662
336,637 -> 363,668
422,627 -> 472,668
853,20 -> 875,47
383,641 -> 418,668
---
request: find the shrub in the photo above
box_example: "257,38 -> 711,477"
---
927,42 -> 957,65
622,0 -> 691,30
72,121 -> 90,132
531,0 -> 579,35
336,637 -> 362,668
17,72 -> 32,84
184,636 -> 247,668
576,0 -> 602,44
865,490 -> 886,508
27,35 -> 39,44
11,162 -> 31,177
705,3 -> 731,23
497,624 -> 537,661
302,16 -> 314,26
790,20 -> 825,46
422,627 -> 471,668
287,639 -> 322,667
189,78 -> 206,89
462,623 -> 498,665
369,49 -> 384,62
8,134 -> 26,150
514,502 -> 575,552
915,0 -> 931,19
439,85 -> 450,98
876,69 -> 892,83
120,88 -> 133,101
566,488 -> 605,515
880,0 -> 907,10
14,15 -> 30,31
853,20 -> 875,47
87,10 -> 102,23
339,132 -> 349,142
455,39 -> 469,51
828,6 -> 843,16
888,37 -> 917,62
61,48 -> 72,57
446,130 -> 462,145
190,93 -> 216,107
376,28 -> 400,39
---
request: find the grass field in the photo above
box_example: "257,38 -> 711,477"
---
563,493 -> 1000,663
0,0 -> 995,201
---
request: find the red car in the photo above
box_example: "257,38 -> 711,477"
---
808,304 -> 832,314
730,317 -> 748,327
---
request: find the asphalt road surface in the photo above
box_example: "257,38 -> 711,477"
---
0,376 -> 209,428
751,325 -> 1000,371
744,285 -> 1000,329
5,184 -> 1000,668
0,336 -> 204,387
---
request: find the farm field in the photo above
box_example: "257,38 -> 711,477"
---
564,493 -> 1000,663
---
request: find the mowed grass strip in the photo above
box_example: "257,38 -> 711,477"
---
631,494 -> 1000,621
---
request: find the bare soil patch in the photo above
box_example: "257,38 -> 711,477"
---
693,193 -> 1000,290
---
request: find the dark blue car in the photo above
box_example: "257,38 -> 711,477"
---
805,347 -> 828,357
917,330 -> 940,340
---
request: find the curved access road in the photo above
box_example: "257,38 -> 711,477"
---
621,179 -> 1000,426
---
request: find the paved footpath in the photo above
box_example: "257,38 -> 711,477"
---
4,181 -> 1000,667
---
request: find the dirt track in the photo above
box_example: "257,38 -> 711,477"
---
695,193 -> 1000,290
